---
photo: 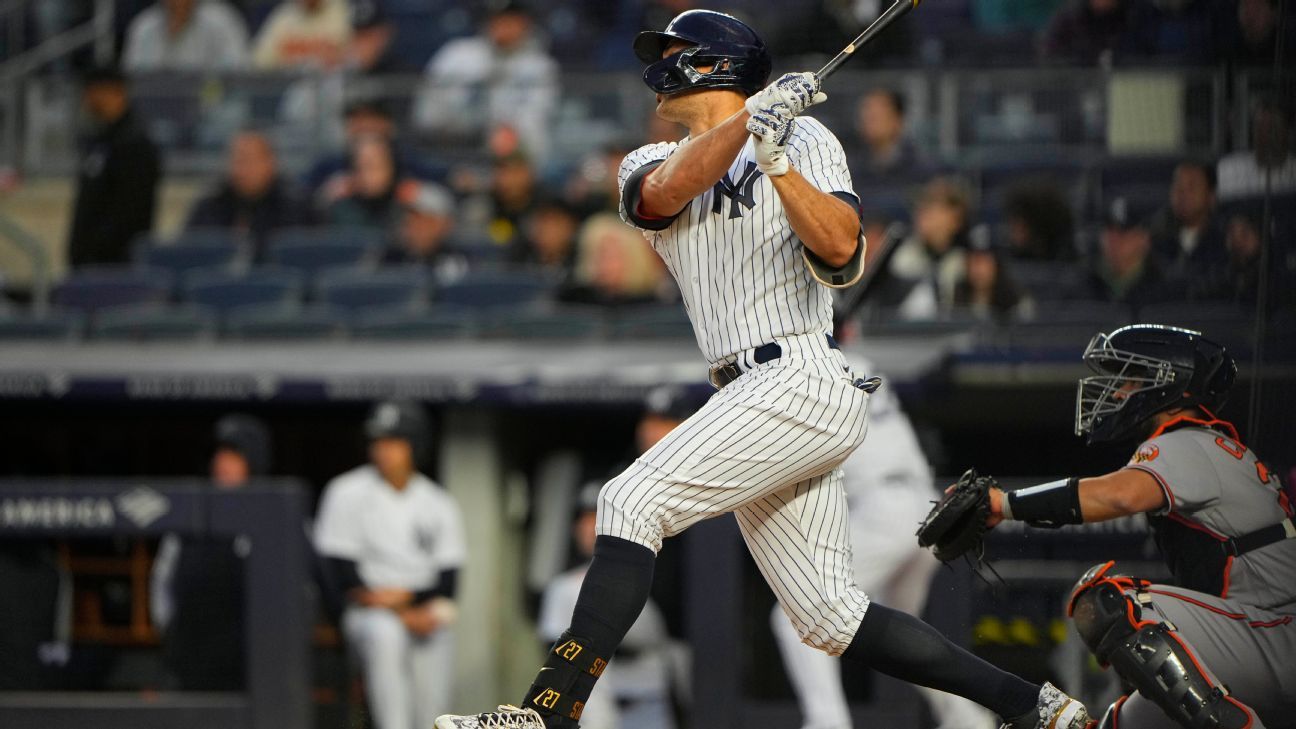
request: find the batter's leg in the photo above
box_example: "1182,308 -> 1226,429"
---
344,606 -> 415,729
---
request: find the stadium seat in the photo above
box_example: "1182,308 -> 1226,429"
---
350,305 -> 477,340
437,270 -> 555,309
266,228 -> 383,275
92,303 -> 218,342
182,268 -> 304,313
609,305 -> 695,340
315,267 -> 430,312
0,308 -> 86,341
484,305 -> 603,340
53,267 -> 173,312
133,238 -> 245,276
224,304 -> 347,341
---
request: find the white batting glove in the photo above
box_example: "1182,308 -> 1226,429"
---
746,104 -> 796,176
745,72 -> 826,119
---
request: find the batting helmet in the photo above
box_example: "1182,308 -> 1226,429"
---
1075,325 -> 1236,444
214,413 -> 272,476
634,10 -> 772,97
364,400 -> 431,461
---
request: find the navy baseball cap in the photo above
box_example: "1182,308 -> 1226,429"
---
1104,197 -> 1151,230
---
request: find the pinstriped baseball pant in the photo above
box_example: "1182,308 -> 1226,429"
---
597,336 -> 872,655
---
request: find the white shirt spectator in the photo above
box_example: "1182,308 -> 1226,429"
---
123,0 -> 250,71
252,0 -> 351,70
412,34 -> 559,162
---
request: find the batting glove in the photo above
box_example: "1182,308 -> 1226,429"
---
746,104 -> 795,176
745,72 -> 826,119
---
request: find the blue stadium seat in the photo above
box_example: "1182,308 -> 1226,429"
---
182,268 -> 304,313
224,304 -> 347,341
133,237 -> 244,276
92,303 -> 218,342
0,308 -> 86,341
350,305 -> 477,340
437,270 -> 555,309
315,267 -> 430,312
266,228 -> 384,275
485,305 -> 603,340
609,305 -> 694,340
53,267 -> 173,312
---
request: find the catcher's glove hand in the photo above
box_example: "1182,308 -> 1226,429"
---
916,469 -> 996,563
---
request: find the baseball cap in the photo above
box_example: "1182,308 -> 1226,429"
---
1104,197 -> 1151,230
364,400 -> 429,443
214,414 -> 272,476
398,180 -> 455,217
351,0 -> 388,30
487,0 -> 533,17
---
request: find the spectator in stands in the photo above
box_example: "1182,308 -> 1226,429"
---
324,135 -> 407,229
1073,197 -> 1175,309
1041,0 -> 1138,64
1149,160 -> 1226,276
412,1 -> 559,163
1190,213 -> 1263,304
315,401 -> 465,729
566,143 -> 632,217
953,225 -> 1031,321
151,414 -> 272,690
560,212 -> 670,306
853,88 -> 923,181
186,130 -> 314,258
384,181 -> 468,283
345,0 -> 409,75
477,151 -> 540,247
1218,94 -> 1296,206
886,177 -> 972,320
67,66 -> 161,268
123,0 -> 250,71
304,99 -> 442,202
1218,0 -> 1295,66
252,0 -> 351,70
514,199 -> 580,277
1003,182 -> 1075,261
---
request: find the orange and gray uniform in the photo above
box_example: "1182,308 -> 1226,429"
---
1097,422 -> 1296,728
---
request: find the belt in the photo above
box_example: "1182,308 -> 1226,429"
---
708,334 -> 840,390
1221,517 -> 1296,558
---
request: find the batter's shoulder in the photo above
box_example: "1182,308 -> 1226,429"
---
323,465 -> 378,495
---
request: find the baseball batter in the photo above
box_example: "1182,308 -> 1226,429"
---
437,11 -> 1088,729
957,325 -> 1296,729
770,363 -> 995,729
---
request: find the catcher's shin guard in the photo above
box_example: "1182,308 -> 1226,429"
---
523,632 -> 609,723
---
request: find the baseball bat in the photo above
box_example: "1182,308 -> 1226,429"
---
816,0 -> 923,81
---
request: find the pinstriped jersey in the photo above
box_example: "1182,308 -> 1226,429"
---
617,116 -> 857,364
1126,425 -> 1296,613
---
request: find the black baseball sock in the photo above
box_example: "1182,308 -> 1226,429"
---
523,535 -> 656,728
841,602 -> 1040,720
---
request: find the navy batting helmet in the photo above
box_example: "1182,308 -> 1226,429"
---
634,10 -> 772,97
365,400 -> 430,461
1075,325 -> 1236,444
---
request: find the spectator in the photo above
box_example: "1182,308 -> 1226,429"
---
1218,0 -> 1296,66
886,177 -> 972,320
463,151 -> 541,248
1149,160 -> 1226,276
1190,213 -> 1263,304
853,88 -> 923,181
324,135 -> 406,229
345,0 -> 409,74
315,401 -> 465,729
1072,197 -> 1175,309
566,143 -> 632,217
1041,0 -> 1138,65
252,0 -> 351,70
123,0 -> 250,71
560,212 -> 669,306
1218,95 -> 1296,205
952,226 -> 1031,321
304,99 -> 443,201
67,66 -> 161,268
384,181 -> 468,283
412,1 -> 559,162
1002,182 -> 1075,261
514,199 -> 580,277
150,414 -> 271,690
186,130 -> 314,258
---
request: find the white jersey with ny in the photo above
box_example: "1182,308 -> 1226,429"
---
618,116 -> 858,364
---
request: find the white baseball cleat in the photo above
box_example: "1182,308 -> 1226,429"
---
435,705 -> 549,729
999,682 -> 1090,729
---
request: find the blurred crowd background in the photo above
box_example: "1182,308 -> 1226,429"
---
0,1 -> 1293,728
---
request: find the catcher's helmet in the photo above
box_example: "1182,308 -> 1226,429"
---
1075,324 -> 1236,444
634,10 -> 772,97
365,400 -> 430,460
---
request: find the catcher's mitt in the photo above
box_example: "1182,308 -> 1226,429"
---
916,469 -> 995,563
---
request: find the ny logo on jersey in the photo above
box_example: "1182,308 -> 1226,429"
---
414,525 -> 436,554
712,161 -> 762,219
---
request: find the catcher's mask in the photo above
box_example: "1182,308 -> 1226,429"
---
635,9 -> 771,97
1075,324 -> 1235,444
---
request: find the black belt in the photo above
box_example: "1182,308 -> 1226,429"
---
708,335 -> 839,390
1221,518 -> 1296,558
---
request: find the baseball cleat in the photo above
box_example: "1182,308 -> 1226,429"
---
435,705 -> 549,729
1000,682 -> 1090,729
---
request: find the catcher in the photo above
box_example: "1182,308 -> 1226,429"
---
919,324 -> 1296,729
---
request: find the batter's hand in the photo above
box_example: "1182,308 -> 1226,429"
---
745,72 -> 826,119
746,105 -> 795,176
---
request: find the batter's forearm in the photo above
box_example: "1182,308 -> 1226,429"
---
770,170 -> 860,267
640,110 -> 751,217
